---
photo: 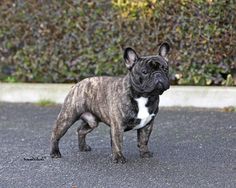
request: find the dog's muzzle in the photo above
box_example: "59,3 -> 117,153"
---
155,73 -> 170,93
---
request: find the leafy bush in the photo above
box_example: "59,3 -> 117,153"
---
0,0 -> 235,85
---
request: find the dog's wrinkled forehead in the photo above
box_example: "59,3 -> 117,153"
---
133,55 -> 168,73
138,55 -> 168,67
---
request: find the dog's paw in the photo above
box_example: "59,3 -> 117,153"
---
140,151 -> 153,158
50,150 -> 62,158
79,144 -> 92,152
112,152 -> 127,164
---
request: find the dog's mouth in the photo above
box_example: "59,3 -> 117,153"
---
156,82 -> 170,95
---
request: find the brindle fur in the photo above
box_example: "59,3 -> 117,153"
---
50,43 -> 170,163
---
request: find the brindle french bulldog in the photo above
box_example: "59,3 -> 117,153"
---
50,42 -> 170,163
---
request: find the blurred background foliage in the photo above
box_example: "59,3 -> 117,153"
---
0,0 -> 235,85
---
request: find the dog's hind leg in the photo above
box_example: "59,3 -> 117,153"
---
50,92 -> 80,158
77,112 -> 98,152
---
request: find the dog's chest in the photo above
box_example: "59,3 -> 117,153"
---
133,97 -> 155,130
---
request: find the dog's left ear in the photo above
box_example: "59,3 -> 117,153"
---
158,42 -> 170,59
124,47 -> 139,70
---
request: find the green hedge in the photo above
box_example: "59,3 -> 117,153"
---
0,0 -> 235,85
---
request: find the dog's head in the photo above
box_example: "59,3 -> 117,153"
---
124,42 -> 170,95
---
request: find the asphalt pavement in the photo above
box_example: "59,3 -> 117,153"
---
0,102 -> 235,188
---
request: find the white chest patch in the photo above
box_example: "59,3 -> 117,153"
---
133,97 -> 155,130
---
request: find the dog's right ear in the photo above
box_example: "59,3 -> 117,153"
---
124,47 -> 139,70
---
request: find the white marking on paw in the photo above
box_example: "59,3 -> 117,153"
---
133,97 -> 155,130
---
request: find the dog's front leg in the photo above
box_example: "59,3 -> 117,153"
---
110,124 -> 126,163
137,122 -> 154,158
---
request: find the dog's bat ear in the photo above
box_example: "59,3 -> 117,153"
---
158,42 -> 170,59
124,47 -> 139,70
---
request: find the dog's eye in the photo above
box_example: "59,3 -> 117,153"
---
160,65 -> 168,72
141,69 -> 148,75
164,67 -> 169,72
150,61 -> 159,69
